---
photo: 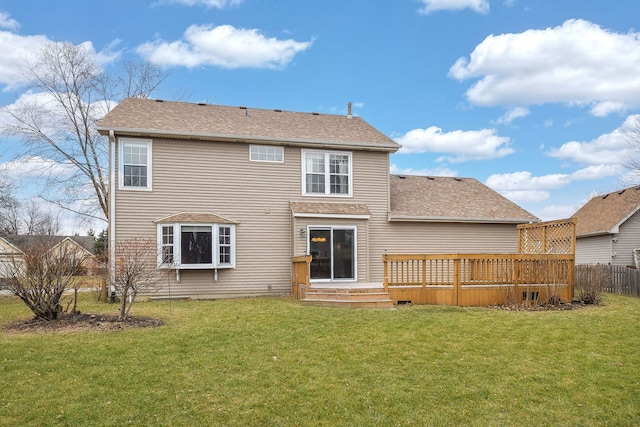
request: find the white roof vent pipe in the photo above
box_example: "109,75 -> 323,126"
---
347,102 -> 352,119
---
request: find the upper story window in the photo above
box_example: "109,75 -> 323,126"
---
119,138 -> 152,190
157,223 -> 235,269
302,150 -> 352,196
250,145 -> 284,163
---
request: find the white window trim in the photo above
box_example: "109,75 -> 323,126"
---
249,145 -> 284,163
301,150 -> 353,197
118,138 -> 152,191
157,223 -> 236,270
306,225 -> 357,282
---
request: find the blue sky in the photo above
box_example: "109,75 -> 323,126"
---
1,0 -> 640,233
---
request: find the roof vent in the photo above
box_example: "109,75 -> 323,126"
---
398,175 -> 406,179
602,194 -> 609,199
312,112 -> 319,115
239,106 -> 247,109
427,176 -> 435,180
274,109 -> 282,112
454,177 -> 462,182
198,102 -> 206,106
155,99 -> 164,102
347,101 -> 352,119
618,189 -> 626,195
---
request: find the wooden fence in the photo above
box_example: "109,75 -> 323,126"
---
575,264 -> 640,297
383,253 -> 574,306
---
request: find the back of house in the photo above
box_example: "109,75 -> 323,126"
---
97,98 -> 537,299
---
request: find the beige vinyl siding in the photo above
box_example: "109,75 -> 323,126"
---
613,211 -> 640,266
576,234 -> 612,265
114,139 -> 390,297
115,137 -> 301,298
368,221 -> 521,282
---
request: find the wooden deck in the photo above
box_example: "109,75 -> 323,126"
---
383,253 -> 574,306
292,219 -> 576,308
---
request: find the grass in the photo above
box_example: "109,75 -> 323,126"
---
1,294 -> 639,426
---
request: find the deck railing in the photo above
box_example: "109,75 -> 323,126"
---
383,253 -> 575,306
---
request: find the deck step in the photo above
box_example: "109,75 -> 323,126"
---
301,287 -> 394,309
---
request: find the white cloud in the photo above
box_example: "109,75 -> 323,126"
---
449,19 -> 640,116
161,0 -> 243,7
0,31 -> 50,89
390,164 -> 458,177
395,126 -> 513,162
548,114 -> 640,165
496,107 -> 530,124
485,166 -> 620,205
486,171 -> 571,191
418,0 -> 489,14
0,12 -> 19,31
137,24 -> 312,69
0,30 -> 120,91
536,204 -> 580,221
0,155 -> 75,181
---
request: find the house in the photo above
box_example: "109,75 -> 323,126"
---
0,235 -> 96,279
96,98 -> 538,299
573,185 -> 640,266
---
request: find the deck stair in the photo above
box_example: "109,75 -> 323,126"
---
300,285 -> 394,309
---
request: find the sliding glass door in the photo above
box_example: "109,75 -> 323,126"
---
308,227 -> 355,281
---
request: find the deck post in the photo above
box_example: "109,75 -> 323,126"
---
383,254 -> 389,292
453,258 -> 461,306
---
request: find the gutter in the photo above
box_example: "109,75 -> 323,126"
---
95,126 -> 401,153
388,214 -> 538,224
108,130 -> 116,292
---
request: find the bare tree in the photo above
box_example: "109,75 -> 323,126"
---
5,241 -> 83,320
1,42 -> 166,222
112,238 -> 166,321
624,116 -> 640,183
24,200 -> 61,235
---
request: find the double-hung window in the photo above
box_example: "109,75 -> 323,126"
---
119,138 -> 152,190
158,223 -> 235,269
302,150 -> 352,196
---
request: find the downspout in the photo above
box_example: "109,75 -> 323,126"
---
108,130 -> 116,295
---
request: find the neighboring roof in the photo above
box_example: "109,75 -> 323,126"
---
573,185 -> 640,237
389,175 -> 538,223
1,235 -> 95,255
291,202 -> 371,219
153,212 -> 238,224
96,98 -> 400,152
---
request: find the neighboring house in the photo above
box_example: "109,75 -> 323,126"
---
0,235 -> 96,279
573,185 -> 640,266
96,98 -> 538,299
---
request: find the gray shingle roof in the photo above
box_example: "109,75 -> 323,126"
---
389,175 -> 538,223
573,185 -> 640,236
97,98 -> 400,152
1,235 -> 95,255
290,202 -> 371,217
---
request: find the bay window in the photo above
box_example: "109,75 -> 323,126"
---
157,223 -> 235,269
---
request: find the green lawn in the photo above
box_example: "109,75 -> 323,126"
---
1,294 -> 639,426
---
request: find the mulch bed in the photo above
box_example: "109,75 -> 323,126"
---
489,300 -> 592,311
2,312 -> 163,334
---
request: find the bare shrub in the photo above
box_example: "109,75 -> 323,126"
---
575,264 -> 605,305
111,238 -> 166,321
5,241 -> 84,320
